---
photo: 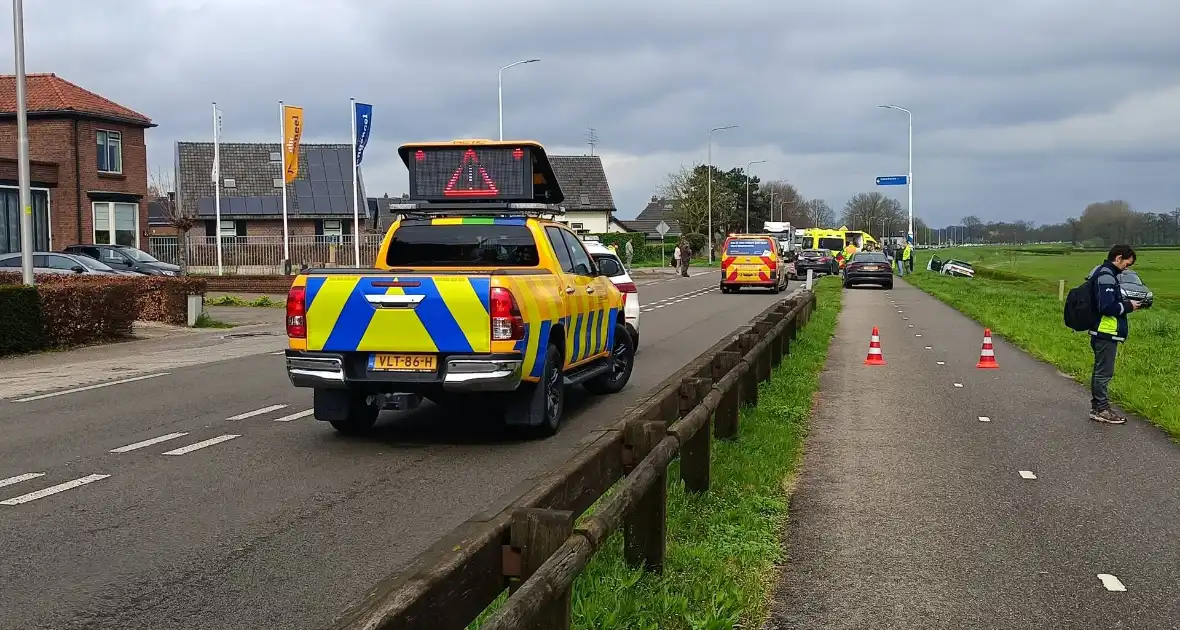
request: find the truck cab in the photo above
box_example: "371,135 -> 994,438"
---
284,140 -> 635,436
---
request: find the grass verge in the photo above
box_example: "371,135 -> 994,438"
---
473,278 -> 841,629
206,295 -> 284,308
193,313 -> 234,329
907,258 -> 1180,439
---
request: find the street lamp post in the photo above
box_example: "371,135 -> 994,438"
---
11,0 -> 34,285
745,159 -> 766,233
706,125 -> 737,263
498,59 -> 539,141
877,104 -> 913,242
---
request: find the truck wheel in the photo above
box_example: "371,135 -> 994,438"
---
506,344 -> 564,437
585,323 -> 635,395
314,389 -> 379,435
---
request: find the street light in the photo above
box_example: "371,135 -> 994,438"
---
498,59 -> 539,141
745,159 -> 766,233
706,125 -> 738,263
11,0 -> 34,285
877,104 -> 913,242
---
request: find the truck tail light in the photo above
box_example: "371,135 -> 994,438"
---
286,285 -> 307,338
490,286 -> 525,341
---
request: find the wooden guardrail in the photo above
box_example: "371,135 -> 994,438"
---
330,288 -> 818,630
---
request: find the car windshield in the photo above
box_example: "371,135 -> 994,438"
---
121,247 -> 160,263
75,256 -> 115,271
384,223 -> 540,267
818,238 -> 844,251
852,253 -> 888,263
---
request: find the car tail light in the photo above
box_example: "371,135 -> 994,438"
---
490,286 -> 525,341
615,281 -> 637,305
286,285 -> 307,338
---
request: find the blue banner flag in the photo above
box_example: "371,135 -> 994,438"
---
354,102 -> 373,165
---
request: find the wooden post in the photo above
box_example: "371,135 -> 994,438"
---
739,332 -> 759,406
1059,279 -> 1065,302
679,377 -> 713,493
623,420 -> 667,572
509,508 -> 575,629
714,351 -> 741,439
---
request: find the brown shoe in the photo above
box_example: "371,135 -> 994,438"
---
1089,408 -> 1126,425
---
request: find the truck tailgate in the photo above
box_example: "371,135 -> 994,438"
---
303,274 -> 492,353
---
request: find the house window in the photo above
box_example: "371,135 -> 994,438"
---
219,220 -> 236,237
579,194 -> 590,206
223,178 -> 236,188
322,219 -> 343,237
571,222 -> 584,229
273,178 -> 284,188
97,130 -> 122,174
92,201 -> 138,246
269,151 -> 281,163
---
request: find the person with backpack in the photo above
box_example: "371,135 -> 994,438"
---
1065,244 -> 1140,424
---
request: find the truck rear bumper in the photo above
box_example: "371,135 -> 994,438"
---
285,351 -> 523,393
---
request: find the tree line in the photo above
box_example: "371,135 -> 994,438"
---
950,202 -> 1180,247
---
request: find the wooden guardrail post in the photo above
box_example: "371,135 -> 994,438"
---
739,332 -> 759,406
509,508 -> 575,629
623,420 -> 668,572
752,320 -> 773,382
713,351 -> 742,439
679,377 -> 713,493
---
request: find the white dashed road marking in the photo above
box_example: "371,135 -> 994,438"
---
1,474 -> 110,506
273,409 -> 314,422
953,383 -> 963,388
924,346 -> 932,350
937,361 -> 946,365
915,334 -> 922,337
979,416 -> 991,422
13,373 -> 171,403
1097,574 -> 1126,592
163,434 -> 241,455
227,404 -> 288,420
1019,470 -> 1037,480
110,432 -> 189,453
0,472 -> 44,488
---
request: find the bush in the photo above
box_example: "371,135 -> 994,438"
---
0,285 -> 45,355
0,273 -> 206,326
36,279 -> 137,346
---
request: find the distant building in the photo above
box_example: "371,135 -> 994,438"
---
623,195 -> 681,240
548,155 -> 631,235
0,73 -> 154,254
175,142 -> 371,239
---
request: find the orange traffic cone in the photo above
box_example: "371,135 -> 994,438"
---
864,327 -> 887,365
976,328 -> 999,368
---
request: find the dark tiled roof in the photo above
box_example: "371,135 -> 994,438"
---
624,196 -> 680,237
147,198 -> 170,225
549,156 -> 615,211
622,219 -> 680,238
176,142 -> 368,220
0,73 -> 152,125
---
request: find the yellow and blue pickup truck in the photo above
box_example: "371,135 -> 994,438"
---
283,139 -> 634,436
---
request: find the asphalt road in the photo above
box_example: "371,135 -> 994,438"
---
0,270 -> 787,630
765,279 -> 1180,629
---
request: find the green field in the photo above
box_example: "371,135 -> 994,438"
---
910,246 -> 1180,438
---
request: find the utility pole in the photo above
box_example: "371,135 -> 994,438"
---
12,0 -> 34,285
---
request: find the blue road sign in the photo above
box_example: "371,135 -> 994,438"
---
876,176 -> 908,186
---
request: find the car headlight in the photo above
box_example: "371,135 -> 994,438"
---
159,270 -> 177,276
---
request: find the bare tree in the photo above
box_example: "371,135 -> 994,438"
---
148,167 -> 195,273
762,180 -> 805,224
842,192 -> 903,234
801,199 -> 835,228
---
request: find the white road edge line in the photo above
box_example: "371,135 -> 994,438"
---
978,416 -> 991,422
0,472 -> 45,488
1097,574 -> 1126,592
226,404 -> 288,420
109,432 -> 190,453
13,373 -> 171,403
162,434 -> 241,456
273,409 -> 314,422
1019,470 -> 1037,479
1,474 -> 110,505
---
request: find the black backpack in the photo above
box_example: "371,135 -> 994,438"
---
1063,273 -> 1101,332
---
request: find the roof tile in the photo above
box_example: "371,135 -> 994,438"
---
0,73 -> 151,125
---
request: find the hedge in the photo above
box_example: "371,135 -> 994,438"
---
36,279 -> 137,346
0,285 -> 44,354
0,273 -> 206,327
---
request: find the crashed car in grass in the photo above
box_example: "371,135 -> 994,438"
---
1087,265 -> 1154,309
927,255 -> 975,278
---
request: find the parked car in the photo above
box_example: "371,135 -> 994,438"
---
842,251 -> 894,289
584,240 -> 641,349
1117,269 -> 1153,309
62,244 -> 181,276
792,248 -> 839,279
0,251 -> 137,275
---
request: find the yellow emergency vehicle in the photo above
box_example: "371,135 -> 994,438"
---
719,233 -> 788,293
284,139 -> 633,436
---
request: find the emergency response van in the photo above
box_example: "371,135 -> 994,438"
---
719,233 -> 788,293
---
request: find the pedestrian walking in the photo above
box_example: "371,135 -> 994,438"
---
1086,244 -> 1140,424
679,239 -> 692,277
673,242 -> 681,270
624,239 -> 634,268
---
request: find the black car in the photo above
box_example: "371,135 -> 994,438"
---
792,249 -> 838,279
63,244 -> 181,276
842,252 -> 893,289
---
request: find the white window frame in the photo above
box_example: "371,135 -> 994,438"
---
1,185 -> 52,251
322,219 -> 343,237
97,130 -> 123,174
219,220 -> 236,237
92,201 -> 140,246
273,178 -> 284,188
223,178 -> 237,188
269,151 -> 282,163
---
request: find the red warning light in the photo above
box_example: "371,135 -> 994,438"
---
512,148 -> 523,160
443,148 -> 499,198
414,150 -> 426,161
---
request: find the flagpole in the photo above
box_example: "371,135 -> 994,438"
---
212,102 -> 223,276
279,100 -> 290,269
350,97 -> 361,266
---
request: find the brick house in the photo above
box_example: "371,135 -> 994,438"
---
0,73 -> 153,255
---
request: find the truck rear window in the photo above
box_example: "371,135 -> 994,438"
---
384,224 -> 540,267
725,239 -> 771,255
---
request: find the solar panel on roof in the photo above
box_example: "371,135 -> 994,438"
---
313,196 -> 331,214
293,180 -> 312,196
326,181 -> 346,197
323,152 -> 344,181
294,195 -> 314,214
245,197 -> 264,215
196,197 -> 215,216
306,150 -> 326,182
227,197 -> 248,214
311,181 -> 330,197
261,196 -> 280,215
336,150 -> 353,176
328,196 -> 350,214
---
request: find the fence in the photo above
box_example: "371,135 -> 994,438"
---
148,235 -> 385,275
329,287 -> 818,630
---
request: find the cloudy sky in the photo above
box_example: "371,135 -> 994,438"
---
20,0 -> 1180,227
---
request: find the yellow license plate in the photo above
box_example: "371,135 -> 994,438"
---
368,353 -> 437,372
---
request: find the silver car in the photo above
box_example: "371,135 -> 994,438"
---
0,252 -> 137,276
